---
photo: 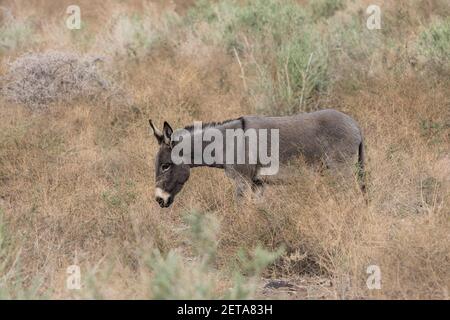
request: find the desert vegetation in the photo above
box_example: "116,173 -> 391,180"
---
0,0 -> 449,299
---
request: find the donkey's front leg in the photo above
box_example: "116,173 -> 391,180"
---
225,166 -> 250,202
234,177 -> 249,199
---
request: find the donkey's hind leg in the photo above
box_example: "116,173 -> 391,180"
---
234,177 -> 249,198
323,153 -> 366,197
251,178 -> 265,200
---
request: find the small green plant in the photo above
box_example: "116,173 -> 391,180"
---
0,208 -> 43,299
101,180 -> 137,212
147,210 -> 280,299
237,245 -> 284,276
183,211 -> 219,264
147,210 -> 222,299
419,119 -> 449,145
225,245 -> 284,299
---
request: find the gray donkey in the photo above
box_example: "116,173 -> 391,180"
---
149,109 -> 365,208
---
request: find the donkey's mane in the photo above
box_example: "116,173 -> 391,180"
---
183,117 -> 243,132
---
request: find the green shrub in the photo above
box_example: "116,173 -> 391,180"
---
418,18 -> 450,72
310,0 -> 345,20
326,16 -> 387,91
231,0 -> 308,45
187,0 -> 329,115
275,35 -> 328,113
103,9 -> 180,59
0,15 -> 33,54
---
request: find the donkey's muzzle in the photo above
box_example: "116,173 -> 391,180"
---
155,195 -> 173,208
156,196 -> 166,207
155,187 -> 173,208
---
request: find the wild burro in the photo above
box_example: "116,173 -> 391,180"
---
149,109 -> 366,208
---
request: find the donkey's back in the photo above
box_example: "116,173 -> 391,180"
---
244,109 -> 363,166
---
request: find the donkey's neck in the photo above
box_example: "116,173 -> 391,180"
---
179,118 -> 244,169
189,129 -> 222,169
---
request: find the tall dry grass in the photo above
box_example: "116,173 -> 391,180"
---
0,0 -> 449,299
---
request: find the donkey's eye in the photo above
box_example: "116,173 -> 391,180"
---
161,164 -> 171,172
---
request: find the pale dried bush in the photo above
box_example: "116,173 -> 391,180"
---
1,51 -> 114,110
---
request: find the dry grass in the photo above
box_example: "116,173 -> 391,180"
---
0,0 -> 449,299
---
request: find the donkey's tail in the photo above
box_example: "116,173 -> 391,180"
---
357,137 -> 367,195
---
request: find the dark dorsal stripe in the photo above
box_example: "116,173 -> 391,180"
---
183,117 -> 244,132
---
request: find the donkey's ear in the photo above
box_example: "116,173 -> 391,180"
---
163,121 -> 173,145
149,119 -> 163,145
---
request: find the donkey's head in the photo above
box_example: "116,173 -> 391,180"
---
149,120 -> 190,208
